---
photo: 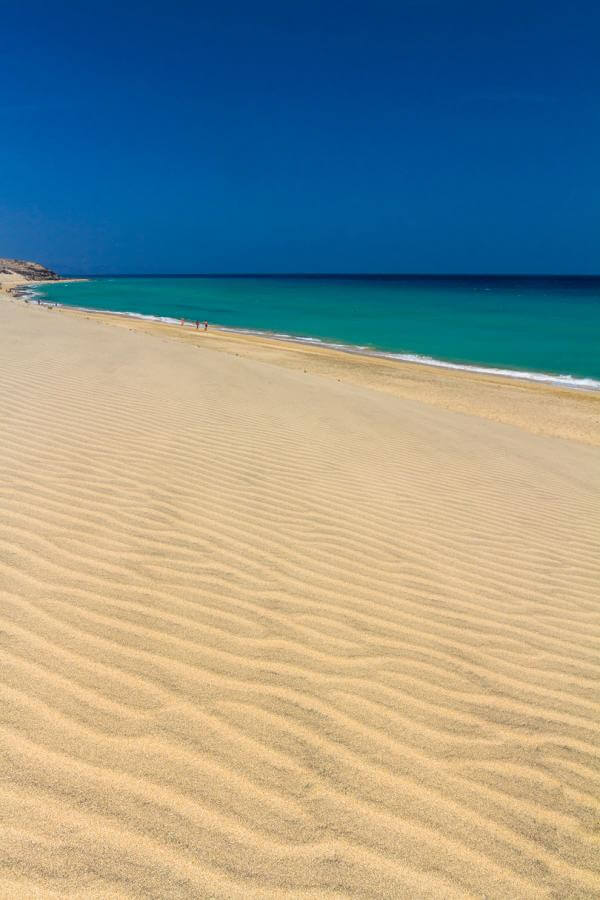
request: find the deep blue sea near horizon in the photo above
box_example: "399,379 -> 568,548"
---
34,275 -> 600,387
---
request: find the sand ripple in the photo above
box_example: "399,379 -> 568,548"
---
1,301 -> 599,898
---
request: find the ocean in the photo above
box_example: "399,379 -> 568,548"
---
33,275 -> 600,389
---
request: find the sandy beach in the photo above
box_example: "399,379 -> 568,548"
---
1,290 -> 599,897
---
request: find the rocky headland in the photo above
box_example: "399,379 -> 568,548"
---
0,258 -> 60,281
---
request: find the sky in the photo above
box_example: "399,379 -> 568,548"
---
1,0 -> 599,274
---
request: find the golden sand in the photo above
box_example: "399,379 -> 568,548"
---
0,294 -> 599,897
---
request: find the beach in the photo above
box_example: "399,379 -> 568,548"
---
31,274 -> 600,390
1,290 -> 599,897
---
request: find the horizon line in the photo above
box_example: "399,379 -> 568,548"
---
58,272 -> 600,279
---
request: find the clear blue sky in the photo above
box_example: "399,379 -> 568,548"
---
1,1 -> 599,274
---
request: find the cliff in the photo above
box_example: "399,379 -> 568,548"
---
0,258 -> 60,281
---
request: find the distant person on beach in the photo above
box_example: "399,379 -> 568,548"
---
204,321 -> 208,331
195,320 -> 199,329
180,318 -> 184,326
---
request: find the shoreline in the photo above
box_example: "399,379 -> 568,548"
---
16,282 -> 600,394
3,284 -> 599,446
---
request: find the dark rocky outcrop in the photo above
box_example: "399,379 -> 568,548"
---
0,258 -> 60,280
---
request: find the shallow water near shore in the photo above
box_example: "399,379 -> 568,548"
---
35,275 -> 600,387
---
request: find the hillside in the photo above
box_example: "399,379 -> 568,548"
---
0,258 -> 60,281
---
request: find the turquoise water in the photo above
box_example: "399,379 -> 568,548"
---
35,276 -> 600,387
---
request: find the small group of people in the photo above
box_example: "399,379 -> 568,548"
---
25,298 -> 54,309
180,318 -> 208,331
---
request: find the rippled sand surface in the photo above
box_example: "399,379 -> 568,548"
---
1,299 -> 599,898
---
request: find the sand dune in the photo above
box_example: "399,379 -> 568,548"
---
1,297 -> 599,898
